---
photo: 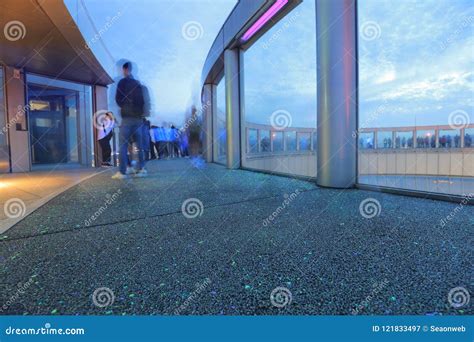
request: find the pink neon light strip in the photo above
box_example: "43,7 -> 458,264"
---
241,0 -> 289,42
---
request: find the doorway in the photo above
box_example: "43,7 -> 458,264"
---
27,84 -> 79,165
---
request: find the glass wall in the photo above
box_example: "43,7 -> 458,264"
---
242,0 -> 317,177
395,131 -> 413,149
465,128 -> 474,147
416,130 -> 436,148
0,67 -> 8,173
377,131 -> 393,149
248,128 -> 258,153
272,132 -> 283,152
27,74 -> 92,167
260,130 -> 270,152
358,0 -> 474,196
298,132 -> 311,151
215,77 -> 226,164
359,132 -> 375,150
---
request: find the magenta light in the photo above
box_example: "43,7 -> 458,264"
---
241,0 -> 289,42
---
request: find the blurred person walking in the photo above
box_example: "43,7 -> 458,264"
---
112,61 -> 148,179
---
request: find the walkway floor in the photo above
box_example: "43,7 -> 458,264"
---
0,168 -> 101,234
0,159 -> 472,315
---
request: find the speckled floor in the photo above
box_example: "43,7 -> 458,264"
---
0,159 -> 472,315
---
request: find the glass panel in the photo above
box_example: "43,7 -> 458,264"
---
272,132 -> 283,152
376,131 -> 393,149
0,67 -> 8,173
260,130 -> 270,152
465,128 -> 474,147
298,132 -> 311,151
358,0 -> 473,196
416,130 -> 436,148
312,133 -> 317,151
65,94 -> 79,162
285,131 -> 297,151
248,129 -> 258,153
26,74 -> 90,166
242,0 -> 317,177
395,131 -> 413,149
438,129 -> 461,148
359,132 -> 375,149
215,78 -> 226,164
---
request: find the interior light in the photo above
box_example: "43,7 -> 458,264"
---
241,0 -> 289,42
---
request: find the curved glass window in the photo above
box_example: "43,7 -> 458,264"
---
416,130 -> 436,148
395,131 -> 413,149
248,129 -> 258,153
298,133 -> 311,151
465,128 -> 474,147
272,132 -> 283,152
358,0 -> 473,195
215,78 -> 226,164
438,129 -> 461,148
377,131 -> 393,149
243,0 -> 317,177
260,130 -> 271,152
359,132 -> 375,149
285,131 -> 297,151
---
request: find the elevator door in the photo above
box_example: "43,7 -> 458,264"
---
28,85 -> 71,165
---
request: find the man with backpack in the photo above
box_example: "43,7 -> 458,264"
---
112,61 -> 147,179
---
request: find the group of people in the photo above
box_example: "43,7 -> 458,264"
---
97,61 -> 198,179
142,122 -> 189,160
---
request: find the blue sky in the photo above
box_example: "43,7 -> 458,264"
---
65,0 -> 236,126
243,0 -> 473,128
358,0 -> 473,128
66,0 -> 473,129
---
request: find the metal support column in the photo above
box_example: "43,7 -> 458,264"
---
316,0 -> 358,188
202,83 -> 216,163
224,48 -> 242,169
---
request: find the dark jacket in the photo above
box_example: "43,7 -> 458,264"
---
115,76 -> 144,119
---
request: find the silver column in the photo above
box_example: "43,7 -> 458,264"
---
316,0 -> 358,188
224,49 -> 242,169
202,83 -> 216,163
